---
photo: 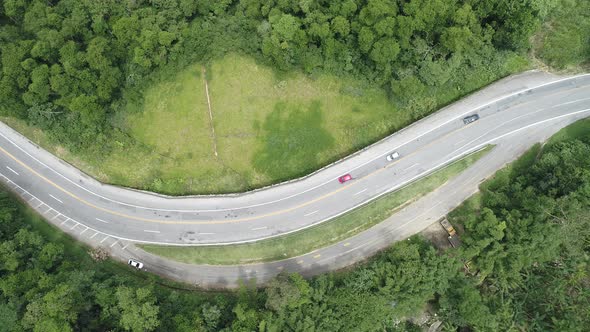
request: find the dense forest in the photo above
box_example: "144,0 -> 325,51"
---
1,1 -> 590,330
1,123 -> 589,331
1,0 -> 588,155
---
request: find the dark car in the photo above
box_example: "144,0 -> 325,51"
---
338,174 -> 353,183
463,114 -> 480,124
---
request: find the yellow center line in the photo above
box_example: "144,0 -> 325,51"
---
0,99 -> 518,225
0,144 -> 378,224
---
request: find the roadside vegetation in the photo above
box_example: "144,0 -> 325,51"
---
141,146 -> 493,264
0,0 -> 570,194
1,119 -> 589,331
533,0 -> 590,71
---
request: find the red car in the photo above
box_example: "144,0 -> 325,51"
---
338,174 -> 353,183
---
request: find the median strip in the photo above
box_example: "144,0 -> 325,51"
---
140,145 -> 494,265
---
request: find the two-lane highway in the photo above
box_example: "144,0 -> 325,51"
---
0,73 -> 589,250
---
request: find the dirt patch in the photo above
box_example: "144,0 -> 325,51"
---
420,221 -> 452,250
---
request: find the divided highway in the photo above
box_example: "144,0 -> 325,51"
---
0,71 -> 589,287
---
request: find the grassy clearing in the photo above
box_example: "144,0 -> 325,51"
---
208,54 -> 405,187
140,145 -> 493,265
121,54 -> 404,193
2,52 -> 527,195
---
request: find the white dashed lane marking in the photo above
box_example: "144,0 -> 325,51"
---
48,194 -> 63,204
95,218 -> 109,223
5,166 -> 18,175
403,163 -> 419,172
304,210 -> 319,217
143,230 -> 160,233
251,226 -> 267,231
354,188 -> 367,196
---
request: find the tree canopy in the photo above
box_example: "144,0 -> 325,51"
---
0,0 -> 557,153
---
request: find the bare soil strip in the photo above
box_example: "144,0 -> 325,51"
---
202,67 -> 218,158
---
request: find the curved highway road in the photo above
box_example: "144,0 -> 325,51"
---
1,71 -> 589,287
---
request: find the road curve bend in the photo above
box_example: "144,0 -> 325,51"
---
1,70 -> 589,287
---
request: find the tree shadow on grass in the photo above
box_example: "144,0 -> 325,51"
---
253,100 -> 334,181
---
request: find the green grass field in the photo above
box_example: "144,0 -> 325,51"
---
2,52 -> 527,195
121,54 -> 406,193
3,54 -> 408,194
140,145 -> 493,265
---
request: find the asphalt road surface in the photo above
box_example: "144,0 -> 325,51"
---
1,70 -> 589,287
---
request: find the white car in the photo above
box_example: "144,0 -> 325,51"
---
386,151 -> 400,161
128,259 -> 144,269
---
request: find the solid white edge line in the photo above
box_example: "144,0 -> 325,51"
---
0,110 -> 588,247
127,107 -> 588,246
448,97 -> 590,157
0,74 -> 587,213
